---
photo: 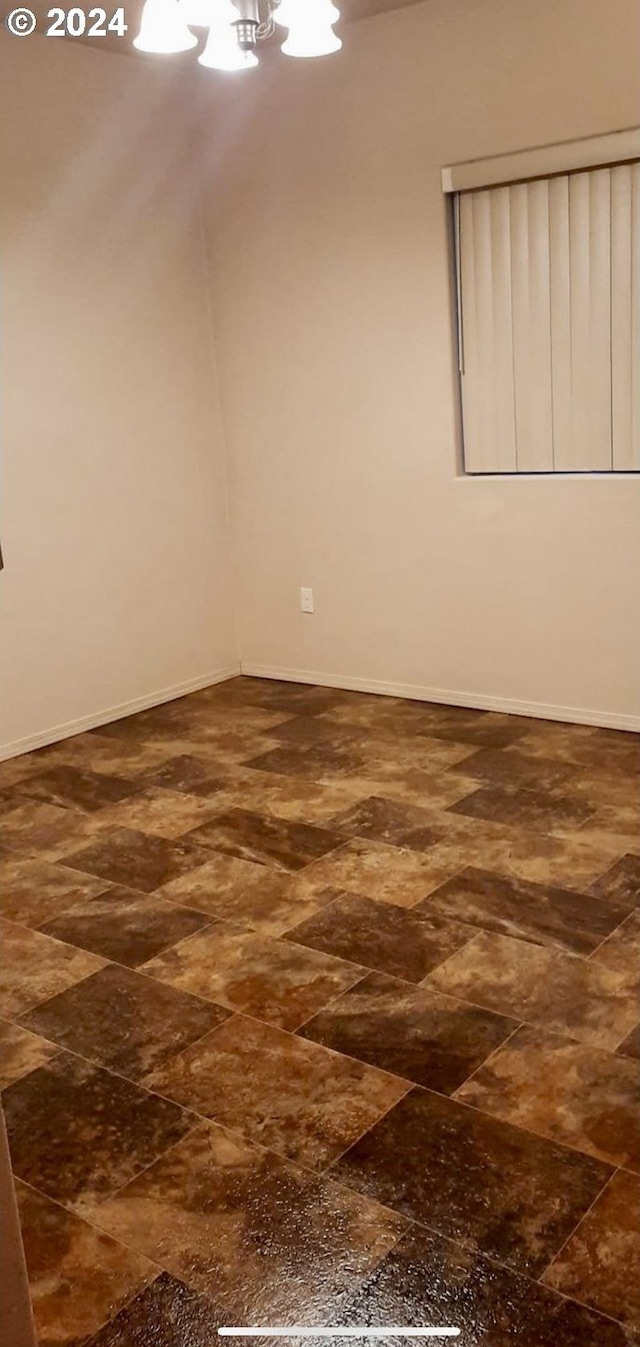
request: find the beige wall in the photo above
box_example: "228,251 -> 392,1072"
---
203,0 -> 640,728
0,34 -> 237,757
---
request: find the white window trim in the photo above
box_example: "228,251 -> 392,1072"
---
442,127 -> 640,194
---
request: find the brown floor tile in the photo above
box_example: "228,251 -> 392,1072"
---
39,886 -> 212,966
331,1086 -> 612,1276
455,1024 -> 640,1170
157,853 -> 344,935
3,1051 -> 193,1211
0,800 -> 104,859
142,924 -> 363,1030
356,732 -> 478,775
0,1019 -> 59,1088
81,1121 -> 408,1321
86,1272 -> 221,1347
61,826 -> 210,893
542,1170 -> 640,1327
505,723 -> 640,774
299,971 -> 516,1093
284,892 -> 474,982
95,788 -> 223,839
15,1179 -> 154,1347
246,741 -> 367,781
184,807 -> 345,872
0,754 -> 50,789
146,1013 -> 408,1169
448,744 -> 580,791
412,710 -> 533,750
618,1021 -> 640,1060
36,732 -> 179,779
0,855 -> 110,926
592,908 -> 640,976
188,766 -> 372,827
426,930 -> 640,1049
421,819 -> 631,892
326,796 -> 444,851
0,918 -> 105,1017
136,754 -> 226,794
12,765 -> 139,814
449,782 -> 595,834
420,865 -> 627,955
300,838 -> 449,907
346,1222 -> 636,1346
588,854 -> 640,908
21,963 -> 228,1081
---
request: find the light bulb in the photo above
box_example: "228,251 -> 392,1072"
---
134,0 -> 198,52
197,2 -> 259,69
275,0 -> 341,58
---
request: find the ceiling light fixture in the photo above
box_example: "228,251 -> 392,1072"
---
134,0 -> 342,69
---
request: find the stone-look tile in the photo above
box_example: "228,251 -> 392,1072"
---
285,892 -> 474,982
327,796 -> 445,851
420,866 -> 627,955
355,732 -> 479,776
142,924 -> 364,1031
86,1273 -> 221,1347
36,732 -> 179,779
3,1051 -> 193,1211
542,1170 -> 640,1327
21,963 -> 228,1082
138,754 -> 226,795
449,782 -> 595,835
300,971 -> 516,1093
146,1014 -> 408,1170
184,807 -> 345,872
448,745 -> 580,791
331,1086 -> 612,1277
95,788 -> 223,839
618,1022 -> 640,1061
426,930 -> 640,1049
346,1222 -> 636,1347
157,853 -> 344,935
13,765 -> 139,814
589,854 -> 640,907
186,766 -> 373,827
592,909 -> 640,976
246,741 -> 367,781
410,709 -> 533,750
0,854 -> 111,925
506,722 -> 640,774
455,1024 -> 640,1171
0,800 -> 104,858
39,886 -> 212,966
15,1179 -> 155,1347
300,838 -> 449,907
82,1121 -> 409,1322
0,918 -> 105,1017
62,826 -> 210,893
0,753 -> 51,789
0,1019 -> 59,1088
420,819 -> 630,893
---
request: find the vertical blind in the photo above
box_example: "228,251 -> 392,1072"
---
458,160 -> 640,473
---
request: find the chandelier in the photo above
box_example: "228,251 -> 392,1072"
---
133,0 -> 342,70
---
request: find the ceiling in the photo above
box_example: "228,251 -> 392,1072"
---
76,0 -> 424,57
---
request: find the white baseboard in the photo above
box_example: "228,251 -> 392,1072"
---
0,665 -> 241,763
240,662 -> 640,733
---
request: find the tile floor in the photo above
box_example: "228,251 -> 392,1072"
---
0,676 -> 639,1346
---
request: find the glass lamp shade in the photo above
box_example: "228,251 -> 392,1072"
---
197,6 -> 259,69
275,0 -> 341,57
134,0 -> 198,52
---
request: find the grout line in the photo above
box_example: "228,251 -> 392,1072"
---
535,1166 -> 621,1284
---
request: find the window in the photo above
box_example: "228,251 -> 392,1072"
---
443,133 -> 640,474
